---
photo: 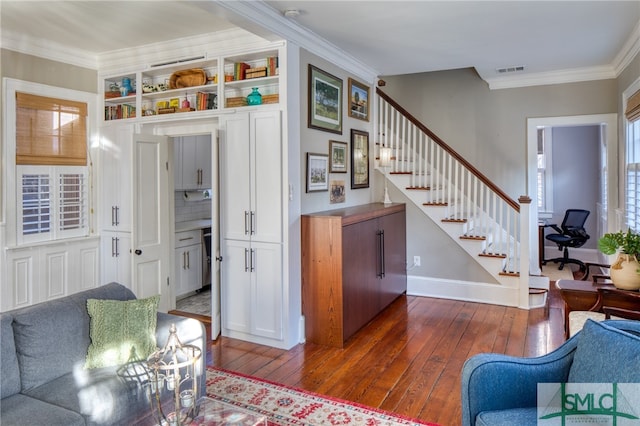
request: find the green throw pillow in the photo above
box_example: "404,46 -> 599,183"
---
85,295 -> 160,369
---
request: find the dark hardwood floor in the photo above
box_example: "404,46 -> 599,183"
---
204,282 -> 567,426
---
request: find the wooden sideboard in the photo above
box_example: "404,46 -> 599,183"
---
301,203 -> 407,347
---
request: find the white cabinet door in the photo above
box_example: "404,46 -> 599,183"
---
176,135 -> 212,190
221,240 -> 282,338
175,243 -> 203,297
195,134 -> 212,188
101,231 -> 131,288
220,111 -> 281,242
251,111 -> 282,244
221,239 -> 252,334
220,114 -> 251,241
251,241 -> 282,339
100,124 -> 132,232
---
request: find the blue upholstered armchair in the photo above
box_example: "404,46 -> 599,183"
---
461,319 -> 640,426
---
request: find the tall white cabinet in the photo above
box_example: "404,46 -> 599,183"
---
220,110 -> 283,342
99,123 -> 132,287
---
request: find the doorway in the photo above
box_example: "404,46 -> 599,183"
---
527,114 -> 618,275
144,120 -> 221,340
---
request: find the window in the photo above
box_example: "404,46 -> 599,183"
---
626,119 -> 640,233
14,90 -> 89,244
16,92 -> 87,166
537,127 -> 553,218
17,166 -> 89,244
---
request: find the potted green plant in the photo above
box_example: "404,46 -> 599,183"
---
598,229 -> 640,290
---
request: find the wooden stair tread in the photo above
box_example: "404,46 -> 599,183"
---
479,252 -> 507,259
460,235 -> 486,241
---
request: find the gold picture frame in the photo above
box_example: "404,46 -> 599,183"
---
348,78 -> 369,121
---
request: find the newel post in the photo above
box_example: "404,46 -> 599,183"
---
518,196 -> 532,309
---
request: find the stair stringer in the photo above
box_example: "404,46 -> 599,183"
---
383,169 -> 548,308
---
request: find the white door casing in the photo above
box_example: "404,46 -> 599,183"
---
132,134 -> 171,311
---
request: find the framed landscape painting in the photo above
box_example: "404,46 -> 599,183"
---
308,65 -> 343,134
306,153 -> 329,192
350,129 -> 369,189
348,78 -> 369,121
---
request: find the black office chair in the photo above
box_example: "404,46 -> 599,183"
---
544,209 -> 590,271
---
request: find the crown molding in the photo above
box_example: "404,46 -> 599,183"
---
1,29 -> 98,69
211,0 -> 379,84
613,20 -> 640,77
487,19 -> 640,90
96,28 -> 270,75
485,65 -> 617,90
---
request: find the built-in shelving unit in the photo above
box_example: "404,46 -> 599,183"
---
101,47 -> 280,122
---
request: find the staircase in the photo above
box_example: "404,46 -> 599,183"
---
376,89 -> 548,309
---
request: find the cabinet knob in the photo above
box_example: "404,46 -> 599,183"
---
134,249 -> 142,255
215,256 -> 223,262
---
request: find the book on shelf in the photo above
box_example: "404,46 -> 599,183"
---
266,56 -> 278,76
234,62 -> 250,81
246,67 -> 267,79
195,92 -> 217,111
226,96 -> 248,107
105,104 -> 136,120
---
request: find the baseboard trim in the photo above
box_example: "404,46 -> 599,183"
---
407,275 -> 521,308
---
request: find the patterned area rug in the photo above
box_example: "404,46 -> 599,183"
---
206,367 -> 439,426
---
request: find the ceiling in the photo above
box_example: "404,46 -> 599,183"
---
2,1 -> 639,88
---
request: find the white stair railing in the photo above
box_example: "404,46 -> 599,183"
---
377,89 -> 523,275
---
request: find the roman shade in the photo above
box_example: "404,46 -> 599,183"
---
625,89 -> 640,122
16,92 -> 87,166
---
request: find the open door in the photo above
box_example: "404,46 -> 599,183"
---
132,134 -> 171,312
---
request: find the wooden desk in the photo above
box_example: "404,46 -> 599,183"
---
555,279 -> 616,338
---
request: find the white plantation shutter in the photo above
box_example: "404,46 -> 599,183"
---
21,173 -> 51,236
626,120 -> 640,233
18,166 -> 88,243
59,173 -> 87,232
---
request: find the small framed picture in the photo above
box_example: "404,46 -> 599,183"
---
306,153 -> 329,192
330,180 -> 346,204
329,140 -> 348,173
351,129 -> 369,189
308,65 -> 343,134
348,78 -> 369,122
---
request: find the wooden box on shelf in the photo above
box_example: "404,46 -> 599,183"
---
105,91 -> 122,99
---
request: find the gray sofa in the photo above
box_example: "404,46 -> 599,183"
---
1,282 -> 207,426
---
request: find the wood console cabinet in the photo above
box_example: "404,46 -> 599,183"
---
301,203 -> 407,347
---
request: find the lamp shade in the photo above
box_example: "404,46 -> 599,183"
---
379,147 -> 392,167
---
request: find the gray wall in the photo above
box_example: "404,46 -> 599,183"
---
548,125 -> 600,250
1,49 -> 97,93
299,49 -> 375,214
382,69 -> 617,200
381,68 -> 618,280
